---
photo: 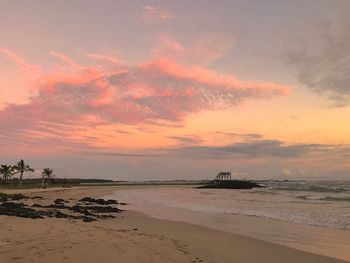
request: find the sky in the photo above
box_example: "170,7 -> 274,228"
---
0,0 -> 350,180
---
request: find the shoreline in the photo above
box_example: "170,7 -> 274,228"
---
132,204 -> 350,261
0,185 -> 348,263
104,186 -> 350,261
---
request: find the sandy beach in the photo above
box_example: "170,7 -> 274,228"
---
0,186 -> 348,263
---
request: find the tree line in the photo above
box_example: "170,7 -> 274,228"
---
0,159 -> 53,188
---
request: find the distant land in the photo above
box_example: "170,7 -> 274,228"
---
1,178 -> 266,189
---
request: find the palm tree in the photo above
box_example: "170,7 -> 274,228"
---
0,165 -> 14,184
13,160 -> 34,188
41,168 -> 53,188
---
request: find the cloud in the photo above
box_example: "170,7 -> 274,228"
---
140,5 -> 174,24
284,13 -> 350,105
0,48 -> 41,76
0,48 -> 36,70
212,132 -> 264,140
86,53 -> 126,66
84,151 -> 160,157
191,33 -> 235,65
114,129 -> 132,135
51,51 -> 80,67
0,50 -> 289,151
164,139 -> 342,158
79,139 -> 349,163
154,33 -> 235,65
282,168 -> 292,176
167,135 -> 203,145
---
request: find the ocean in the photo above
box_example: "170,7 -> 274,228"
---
105,181 -> 350,260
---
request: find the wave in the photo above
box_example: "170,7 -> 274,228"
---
296,195 -> 350,202
268,182 -> 350,193
233,210 -> 350,230
278,186 -> 347,193
107,187 -> 350,231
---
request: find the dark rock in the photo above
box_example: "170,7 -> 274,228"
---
87,205 -> 120,213
47,204 -> 69,209
0,202 -> 44,219
0,197 -> 8,202
42,209 -> 97,222
53,198 -> 69,204
32,196 -> 44,199
0,202 -> 97,222
197,180 -> 262,189
98,214 -> 116,219
81,216 -> 96,222
0,193 -> 42,201
10,194 -> 29,201
79,197 -> 118,205
70,205 -> 121,214
68,206 -> 96,216
0,195 -> 122,223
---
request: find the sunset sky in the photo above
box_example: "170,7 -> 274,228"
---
1,0 -> 349,180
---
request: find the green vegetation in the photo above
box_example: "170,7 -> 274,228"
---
0,163 -> 116,190
0,160 -> 56,189
1,160 -> 204,190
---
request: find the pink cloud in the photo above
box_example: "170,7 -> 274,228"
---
0,48 -> 41,76
0,48 -> 34,70
154,34 -> 235,65
141,59 -> 290,96
156,37 -> 186,54
86,53 -> 126,66
140,5 -> 174,24
51,51 -> 80,67
191,33 -> 235,64
0,50 -> 290,152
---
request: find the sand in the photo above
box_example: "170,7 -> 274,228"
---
0,186 -> 348,263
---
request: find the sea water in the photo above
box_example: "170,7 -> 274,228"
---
105,181 -> 350,260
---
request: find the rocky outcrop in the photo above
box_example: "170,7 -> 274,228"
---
79,197 -> 118,205
0,195 -> 123,222
197,180 -> 262,189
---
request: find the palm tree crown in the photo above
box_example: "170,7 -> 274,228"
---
41,168 -> 53,188
0,165 -> 14,183
14,159 -> 34,187
42,168 -> 53,178
14,160 -> 34,174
